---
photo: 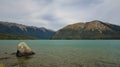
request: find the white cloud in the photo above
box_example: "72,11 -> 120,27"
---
0,0 -> 120,30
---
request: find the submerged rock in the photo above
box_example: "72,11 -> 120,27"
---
0,57 -> 10,60
16,42 -> 35,57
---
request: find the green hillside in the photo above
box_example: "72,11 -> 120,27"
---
0,33 -> 37,40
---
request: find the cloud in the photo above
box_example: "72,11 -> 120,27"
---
91,0 -> 120,23
0,0 -> 120,30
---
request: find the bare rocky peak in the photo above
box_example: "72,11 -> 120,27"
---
64,23 -> 85,29
63,20 -> 114,31
84,20 -> 111,31
0,21 -> 28,31
39,27 -> 47,32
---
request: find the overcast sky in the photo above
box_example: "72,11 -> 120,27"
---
0,0 -> 120,30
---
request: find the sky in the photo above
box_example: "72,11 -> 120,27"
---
0,0 -> 120,30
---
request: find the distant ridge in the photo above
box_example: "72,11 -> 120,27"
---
52,20 -> 120,39
0,21 -> 55,39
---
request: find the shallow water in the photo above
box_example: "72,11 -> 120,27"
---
0,40 -> 120,67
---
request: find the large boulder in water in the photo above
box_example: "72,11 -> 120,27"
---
16,42 -> 35,57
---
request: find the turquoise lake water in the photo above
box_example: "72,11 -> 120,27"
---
0,40 -> 120,67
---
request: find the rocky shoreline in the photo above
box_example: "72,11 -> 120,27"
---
0,52 -> 119,67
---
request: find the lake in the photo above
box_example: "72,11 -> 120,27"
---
0,40 -> 120,67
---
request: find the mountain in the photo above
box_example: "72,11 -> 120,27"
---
52,20 -> 120,39
0,21 -> 55,39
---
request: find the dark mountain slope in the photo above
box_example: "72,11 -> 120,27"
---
0,21 -> 55,39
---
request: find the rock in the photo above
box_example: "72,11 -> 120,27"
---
0,57 -> 10,60
4,52 -> 8,54
11,52 -> 16,55
16,42 -> 35,57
